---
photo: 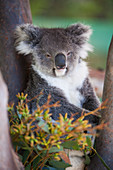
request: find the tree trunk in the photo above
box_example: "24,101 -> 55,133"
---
0,0 -> 32,168
88,36 -> 113,169
0,0 -> 32,104
0,72 -> 24,170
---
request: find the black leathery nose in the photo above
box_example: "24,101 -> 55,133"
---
55,53 -> 66,69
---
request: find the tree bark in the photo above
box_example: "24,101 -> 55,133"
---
0,0 -> 32,168
88,36 -> 113,169
0,72 -> 24,170
0,0 -> 32,104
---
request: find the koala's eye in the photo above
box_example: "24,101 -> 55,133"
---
46,53 -> 51,58
67,51 -> 73,56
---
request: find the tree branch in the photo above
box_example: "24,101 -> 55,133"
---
0,72 -> 24,170
88,36 -> 113,169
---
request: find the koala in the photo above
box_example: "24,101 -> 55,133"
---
14,23 -> 100,169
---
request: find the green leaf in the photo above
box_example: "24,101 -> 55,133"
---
84,154 -> 91,165
22,150 -> 30,164
49,146 -> 63,153
17,111 -> 22,119
33,155 -> 41,169
13,141 -> 28,149
25,163 -> 31,170
38,120 -> 49,133
42,166 -> 62,170
62,140 -> 80,150
42,166 -> 57,170
49,160 -> 72,169
37,145 -> 43,151
86,136 -> 92,148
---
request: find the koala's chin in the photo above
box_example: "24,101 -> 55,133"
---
53,67 -> 68,77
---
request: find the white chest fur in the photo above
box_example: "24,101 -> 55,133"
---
33,61 -> 88,108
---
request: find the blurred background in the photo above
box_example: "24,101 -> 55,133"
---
29,0 -> 113,70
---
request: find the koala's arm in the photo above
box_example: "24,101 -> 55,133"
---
49,77 -> 100,124
48,86 -> 99,124
25,71 -> 98,124
81,78 -> 100,111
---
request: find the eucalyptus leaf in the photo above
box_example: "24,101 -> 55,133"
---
25,164 -> 31,170
17,111 -> 22,119
42,166 -> 57,170
42,166 -> 63,170
37,145 -> 43,151
84,154 -> 91,165
22,150 -> 30,164
38,120 -> 49,133
49,160 -> 72,168
62,140 -> 80,150
49,146 -> 63,153
33,155 -> 43,169
86,136 -> 92,148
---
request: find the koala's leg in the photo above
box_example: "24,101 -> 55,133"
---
65,149 -> 85,170
65,130 -> 96,170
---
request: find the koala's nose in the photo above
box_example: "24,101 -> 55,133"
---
55,53 -> 66,69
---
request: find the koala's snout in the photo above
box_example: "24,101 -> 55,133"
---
55,53 -> 66,69
54,53 -> 67,77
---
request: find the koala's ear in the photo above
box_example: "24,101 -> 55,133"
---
66,23 -> 93,58
14,24 -> 40,55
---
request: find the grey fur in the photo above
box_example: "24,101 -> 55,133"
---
14,23 -> 100,125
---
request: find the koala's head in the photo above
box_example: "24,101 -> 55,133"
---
14,23 -> 92,77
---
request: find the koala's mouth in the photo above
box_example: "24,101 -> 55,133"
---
53,53 -> 68,77
53,67 -> 68,77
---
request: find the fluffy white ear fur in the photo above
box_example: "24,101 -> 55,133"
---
67,23 -> 93,59
78,24 -> 93,59
14,24 -> 35,55
79,42 -> 93,59
15,41 -> 33,55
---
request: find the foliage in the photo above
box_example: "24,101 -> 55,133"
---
30,0 -> 113,19
9,92 -> 103,169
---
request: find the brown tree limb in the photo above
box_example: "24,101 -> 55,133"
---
0,72 -> 24,170
0,0 -> 32,169
88,36 -> 113,169
0,0 -> 32,104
